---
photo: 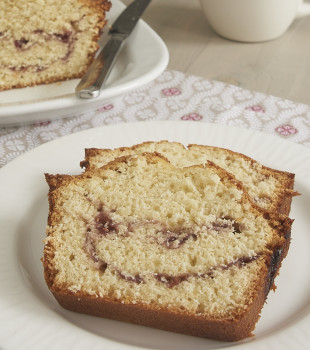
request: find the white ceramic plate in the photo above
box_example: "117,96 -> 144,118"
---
0,1 -> 169,127
0,121 -> 309,350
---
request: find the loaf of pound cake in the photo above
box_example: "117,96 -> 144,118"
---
81,141 -> 297,215
0,0 -> 111,91
44,153 -> 293,341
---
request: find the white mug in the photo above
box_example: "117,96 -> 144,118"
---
199,0 -> 303,42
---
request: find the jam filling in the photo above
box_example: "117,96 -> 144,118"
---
84,203 -> 258,288
117,271 -> 144,284
95,211 -> 119,236
155,229 -> 198,249
1,27 -> 77,72
14,38 -> 29,49
154,255 -> 259,288
212,216 -> 243,234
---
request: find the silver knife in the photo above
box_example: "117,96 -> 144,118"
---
75,0 -> 151,99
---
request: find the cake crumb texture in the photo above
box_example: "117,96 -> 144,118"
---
82,141 -> 297,215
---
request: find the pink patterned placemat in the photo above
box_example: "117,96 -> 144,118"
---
1,69 -> 310,167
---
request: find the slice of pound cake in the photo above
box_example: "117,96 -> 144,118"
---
81,141 -> 297,215
43,153 -> 293,341
0,0 -> 111,91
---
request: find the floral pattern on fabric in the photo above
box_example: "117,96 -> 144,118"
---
275,124 -> 298,136
181,113 -> 203,121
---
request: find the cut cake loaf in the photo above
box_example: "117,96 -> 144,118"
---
0,0 -> 111,91
81,141 -> 297,215
44,153 -> 293,341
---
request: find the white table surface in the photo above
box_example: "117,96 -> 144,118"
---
125,0 -> 310,105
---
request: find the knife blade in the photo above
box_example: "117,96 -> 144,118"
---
75,0 -> 151,99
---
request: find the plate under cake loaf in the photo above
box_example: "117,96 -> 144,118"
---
43,153 -> 293,341
81,141 -> 297,215
0,0 -> 111,91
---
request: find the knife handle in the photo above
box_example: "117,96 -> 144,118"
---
75,35 -> 125,99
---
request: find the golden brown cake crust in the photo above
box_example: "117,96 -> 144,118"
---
50,272 -> 267,342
